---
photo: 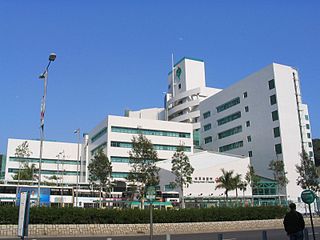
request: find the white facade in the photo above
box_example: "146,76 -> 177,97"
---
165,58 -> 221,132
199,63 -> 313,201
157,150 -> 251,198
125,108 -> 165,121
5,138 -> 80,185
87,115 -> 194,183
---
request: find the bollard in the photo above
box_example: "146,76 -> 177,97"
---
218,233 -> 223,240
304,228 -> 309,240
166,233 -> 171,240
262,230 -> 267,240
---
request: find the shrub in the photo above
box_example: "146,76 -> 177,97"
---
0,206 -> 287,225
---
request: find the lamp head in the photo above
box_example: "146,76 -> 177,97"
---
49,53 -> 56,62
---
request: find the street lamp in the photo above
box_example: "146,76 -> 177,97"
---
74,128 -> 80,207
37,53 -> 56,206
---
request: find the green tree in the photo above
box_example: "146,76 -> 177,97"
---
313,139 -> 320,166
12,141 -> 34,182
269,160 -> 288,204
171,145 -> 194,209
127,134 -> 160,209
88,149 -> 112,208
245,165 -> 260,205
232,173 -> 242,200
296,150 -> 319,192
215,169 -> 236,201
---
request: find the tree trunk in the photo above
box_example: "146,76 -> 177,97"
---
99,185 -> 102,208
181,187 -> 185,209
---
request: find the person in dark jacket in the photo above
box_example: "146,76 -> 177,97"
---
283,203 -> 305,240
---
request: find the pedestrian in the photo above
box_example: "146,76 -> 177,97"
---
283,202 -> 305,240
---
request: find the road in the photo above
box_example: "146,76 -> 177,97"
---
2,228 -> 320,240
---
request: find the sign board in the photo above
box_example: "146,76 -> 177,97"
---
301,189 -> 315,204
16,187 -> 50,207
18,191 -> 30,238
146,186 -> 156,202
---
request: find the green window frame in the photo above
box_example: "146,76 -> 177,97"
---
9,157 -> 79,165
203,124 -> 212,131
268,79 -> 275,90
203,111 -> 211,119
219,141 -> 243,152
204,136 -> 212,144
91,127 -> 107,143
272,110 -> 279,121
306,124 -> 310,130
111,172 -> 128,178
110,141 -> 191,152
216,97 -> 240,113
217,111 -> 241,126
273,127 -> 280,138
218,126 -> 242,139
110,157 -> 130,163
275,144 -> 282,154
111,126 -> 190,138
305,115 -> 309,120
270,94 -> 277,105
307,133 -> 311,139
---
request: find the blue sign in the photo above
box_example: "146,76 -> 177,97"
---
16,187 -> 50,207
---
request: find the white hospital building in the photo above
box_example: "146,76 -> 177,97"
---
0,57 -> 314,205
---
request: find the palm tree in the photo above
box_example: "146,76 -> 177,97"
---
233,173 -> 242,200
215,169 -> 235,201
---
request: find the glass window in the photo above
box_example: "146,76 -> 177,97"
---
243,92 -> 248,98
273,127 -> 280,138
306,124 -> 310,130
309,151 -> 314,157
308,142 -> 312,148
307,133 -> 311,139
204,136 -> 212,144
275,144 -> 282,154
91,127 -> 107,143
249,151 -> 253,157
245,106 -> 249,112
203,111 -> 211,119
178,83 -> 181,89
219,141 -> 243,152
247,136 -> 252,142
305,115 -> 309,120
269,79 -> 275,90
204,124 -> 212,131
217,111 -> 241,126
216,97 -> 240,113
246,121 -> 250,127
270,94 -> 277,105
218,126 -> 242,139
272,110 -> 279,121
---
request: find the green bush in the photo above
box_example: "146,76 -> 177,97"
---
0,206 -> 287,224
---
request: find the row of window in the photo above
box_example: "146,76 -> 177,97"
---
217,111 -> 241,126
216,97 -> 240,113
111,172 -> 128,178
91,127 -> 107,143
218,126 -> 242,139
8,168 -> 79,176
194,177 -> 213,181
90,142 -> 107,156
111,126 -> 191,138
9,157 -> 79,165
219,141 -> 243,152
110,141 -> 191,152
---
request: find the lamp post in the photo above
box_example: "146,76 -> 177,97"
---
74,128 -> 80,207
37,53 -> 56,206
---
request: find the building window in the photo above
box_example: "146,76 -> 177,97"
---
306,124 -> 310,130
249,151 -> 253,157
305,115 -> 309,120
195,177 -> 197,180
272,110 -> 279,121
247,136 -> 252,142
307,133 -> 311,139
243,92 -> 248,98
309,151 -> 314,157
245,106 -> 249,112
273,127 -> 280,138
204,124 -> 212,131
204,136 -> 212,144
218,126 -> 242,139
269,79 -> 275,90
219,141 -> 243,152
270,94 -> 277,105
216,97 -> 240,113
275,144 -> 282,154
91,127 -> 108,143
246,121 -> 251,127
168,84 -> 171,90
178,83 -> 181,89
217,111 -> 241,126
308,142 -> 312,148
203,111 -> 211,119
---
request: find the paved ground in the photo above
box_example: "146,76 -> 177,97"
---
2,228 -> 320,240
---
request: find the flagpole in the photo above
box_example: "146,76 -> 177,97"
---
171,53 -> 175,98
37,53 -> 56,207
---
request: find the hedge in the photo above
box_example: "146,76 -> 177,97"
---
0,206 -> 287,224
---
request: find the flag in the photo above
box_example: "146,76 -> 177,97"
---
40,96 -> 45,128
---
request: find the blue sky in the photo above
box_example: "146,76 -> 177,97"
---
0,1 -> 319,153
